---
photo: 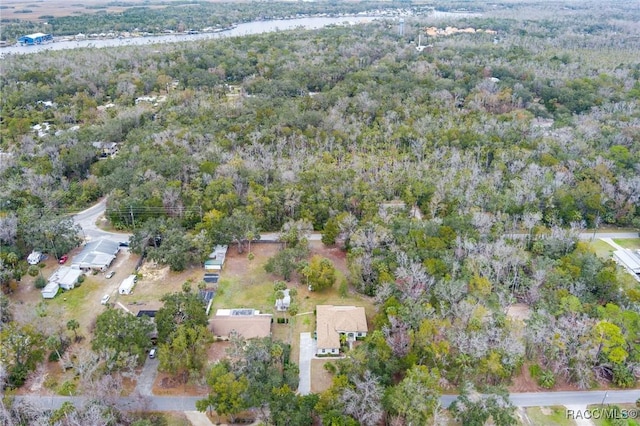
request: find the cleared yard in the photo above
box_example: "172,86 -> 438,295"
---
590,240 -> 616,259
311,359 -> 337,393
613,238 -> 640,250
524,406 -> 575,426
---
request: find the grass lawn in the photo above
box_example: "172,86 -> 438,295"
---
524,406 -> 574,426
48,276 -> 106,336
590,240 -> 616,259
212,242 -> 377,367
311,358 -> 337,393
613,238 -> 640,250
588,404 -> 640,426
212,276 -> 275,313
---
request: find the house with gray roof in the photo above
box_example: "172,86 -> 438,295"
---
71,238 -> 119,271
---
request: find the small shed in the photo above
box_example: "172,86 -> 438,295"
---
204,259 -> 223,271
119,274 -> 137,295
41,282 -> 59,299
210,245 -> 228,258
275,288 -> 291,311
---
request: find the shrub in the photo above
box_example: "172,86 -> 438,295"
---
612,364 -> 636,388
288,303 -> 299,316
77,275 -> 85,284
34,275 -> 46,289
324,362 -> 337,374
338,279 -> 348,298
537,369 -> 556,389
528,364 -> 542,378
27,265 -> 39,277
43,375 -> 58,390
58,380 -> 77,396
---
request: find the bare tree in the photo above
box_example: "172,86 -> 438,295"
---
340,370 -> 384,426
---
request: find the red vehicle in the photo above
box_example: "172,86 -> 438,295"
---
58,255 -> 68,264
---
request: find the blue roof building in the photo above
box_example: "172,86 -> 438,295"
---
18,33 -> 53,45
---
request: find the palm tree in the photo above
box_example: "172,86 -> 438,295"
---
67,319 -> 80,342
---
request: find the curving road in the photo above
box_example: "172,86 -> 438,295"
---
73,198 -> 132,244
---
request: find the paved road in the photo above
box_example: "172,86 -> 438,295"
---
506,232 -> 638,241
72,198 -> 132,244
259,232 -> 322,242
13,389 -> 639,412
76,199 -> 636,245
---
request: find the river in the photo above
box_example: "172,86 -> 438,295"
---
0,11 -> 479,57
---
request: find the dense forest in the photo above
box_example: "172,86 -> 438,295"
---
1,0 -> 640,424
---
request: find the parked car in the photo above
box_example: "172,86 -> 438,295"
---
100,294 -> 110,305
149,348 -> 156,359
105,271 -> 115,279
58,255 -> 68,264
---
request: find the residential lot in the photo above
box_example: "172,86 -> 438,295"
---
10,237 -> 376,398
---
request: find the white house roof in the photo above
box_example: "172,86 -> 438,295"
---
41,282 -> 59,298
48,266 -> 82,287
275,289 -> 291,310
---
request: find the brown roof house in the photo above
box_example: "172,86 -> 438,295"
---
316,305 -> 368,356
210,308 -> 272,340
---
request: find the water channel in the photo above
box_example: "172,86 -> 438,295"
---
0,11 -> 477,57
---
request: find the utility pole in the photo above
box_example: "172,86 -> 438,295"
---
129,206 -> 135,229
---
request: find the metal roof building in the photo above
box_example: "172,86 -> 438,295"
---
48,266 -> 83,291
613,249 -> 640,278
71,238 -> 119,271
18,33 -> 53,45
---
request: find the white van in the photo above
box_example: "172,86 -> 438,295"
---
149,348 -> 156,359
27,251 -> 43,265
